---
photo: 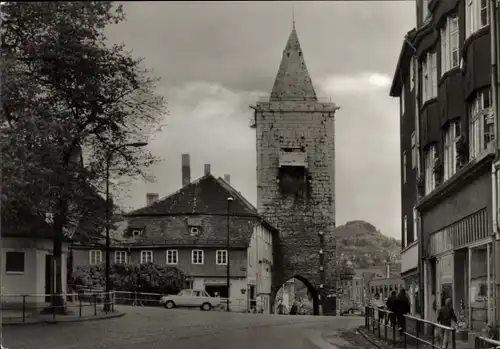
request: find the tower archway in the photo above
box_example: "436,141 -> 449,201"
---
273,275 -> 319,315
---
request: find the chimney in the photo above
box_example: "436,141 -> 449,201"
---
146,193 -> 159,206
204,164 -> 211,176
223,174 -> 230,184
182,153 -> 191,186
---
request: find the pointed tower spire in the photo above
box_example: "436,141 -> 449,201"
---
269,25 -> 317,101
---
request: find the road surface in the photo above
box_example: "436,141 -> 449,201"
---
2,306 -> 364,349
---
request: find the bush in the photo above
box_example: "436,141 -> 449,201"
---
69,263 -> 187,295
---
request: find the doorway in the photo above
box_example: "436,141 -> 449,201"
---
249,285 -> 256,310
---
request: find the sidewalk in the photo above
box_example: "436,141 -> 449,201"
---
2,302 -> 125,326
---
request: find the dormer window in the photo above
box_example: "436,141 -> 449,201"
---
132,229 -> 142,237
189,226 -> 200,237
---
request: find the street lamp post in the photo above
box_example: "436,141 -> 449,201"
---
104,142 -> 148,311
226,197 -> 233,312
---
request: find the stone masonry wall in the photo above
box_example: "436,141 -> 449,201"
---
254,101 -> 338,296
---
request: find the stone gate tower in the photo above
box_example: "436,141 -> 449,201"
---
251,24 -> 339,314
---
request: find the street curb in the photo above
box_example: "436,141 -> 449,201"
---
357,327 -> 383,349
3,311 -> 126,327
307,330 -> 339,349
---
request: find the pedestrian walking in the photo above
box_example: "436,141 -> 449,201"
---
385,291 -> 397,326
371,293 -> 385,323
394,288 -> 410,334
437,298 -> 457,349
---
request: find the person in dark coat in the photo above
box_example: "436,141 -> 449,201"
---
394,288 -> 411,333
385,291 -> 397,326
437,298 -> 457,349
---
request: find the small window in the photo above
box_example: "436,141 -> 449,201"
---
131,229 -> 142,237
114,251 -> 127,264
298,52 -> 302,56
5,251 -> 25,273
189,226 -> 200,237
89,250 -> 102,265
140,250 -> 153,264
166,250 -> 178,265
192,249 -> 204,264
216,250 -> 228,265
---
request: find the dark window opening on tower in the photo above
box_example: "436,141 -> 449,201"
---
278,166 -> 306,195
299,52 -> 302,56
287,52 -> 290,57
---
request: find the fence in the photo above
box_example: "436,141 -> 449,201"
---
0,291 -> 116,323
475,336 -> 500,349
113,291 -> 249,312
365,306 -> 457,349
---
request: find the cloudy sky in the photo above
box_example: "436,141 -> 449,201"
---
105,1 -> 416,240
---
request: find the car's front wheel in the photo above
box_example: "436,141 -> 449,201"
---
201,302 -> 212,311
165,301 -> 175,309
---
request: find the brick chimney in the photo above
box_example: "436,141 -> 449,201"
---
223,174 -> 230,184
182,153 -> 191,186
146,193 -> 159,206
204,164 -> 211,176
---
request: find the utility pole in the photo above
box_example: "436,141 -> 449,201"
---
226,197 -> 233,312
491,0 -> 500,339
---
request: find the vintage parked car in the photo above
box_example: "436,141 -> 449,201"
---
160,289 -> 222,311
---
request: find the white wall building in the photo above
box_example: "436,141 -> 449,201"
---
246,223 -> 273,313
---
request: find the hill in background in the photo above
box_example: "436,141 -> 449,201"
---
332,220 -> 401,268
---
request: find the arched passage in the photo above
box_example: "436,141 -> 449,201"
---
273,275 -> 320,316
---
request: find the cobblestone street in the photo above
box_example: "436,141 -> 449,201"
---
2,307 -> 364,349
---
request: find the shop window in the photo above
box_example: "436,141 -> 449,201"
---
469,243 -> 494,332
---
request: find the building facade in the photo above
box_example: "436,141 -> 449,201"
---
251,23 -> 338,315
2,237 -> 70,305
390,0 -> 499,338
71,155 -> 277,313
1,208 -> 71,307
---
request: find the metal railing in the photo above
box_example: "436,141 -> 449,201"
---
475,336 -> 500,349
365,306 -> 457,349
405,314 -> 456,349
0,291 -> 116,324
365,306 -> 399,346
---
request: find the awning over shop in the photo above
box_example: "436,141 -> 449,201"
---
279,151 -> 308,168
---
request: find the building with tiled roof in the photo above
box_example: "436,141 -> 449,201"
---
71,154 -> 278,313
